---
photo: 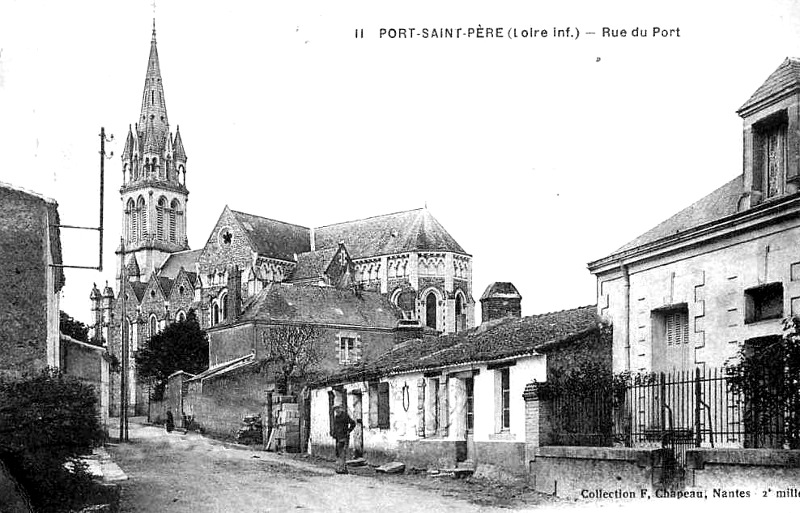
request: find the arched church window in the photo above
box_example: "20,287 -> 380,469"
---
127,199 -> 135,242
157,197 -> 166,241
455,294 -> 464,333
219,291 -> 228,322
149,314 -> 158,339
426,292 -> 438,330
137,196 -> 147,241
170,199 -> 179,242
212,303 -> 220,326
176,310 -> 186,323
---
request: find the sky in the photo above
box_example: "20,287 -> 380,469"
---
1,0 -> 799,324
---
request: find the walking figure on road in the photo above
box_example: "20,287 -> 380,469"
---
330,405 -> 356,474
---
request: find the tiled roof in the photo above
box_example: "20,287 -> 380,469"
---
738,58 -> 800,114
317,305 -> 601,385
231,210 -> 311,261
188,353 -> 255,382
235,283 -> 401,329
159,249 -> 202,277
610,176 -> 743,254
314,208 -> 467,259
157,276 -> 175,297
291,248 -> 338,281
480,282 -> 522,301
129,281 -> 147,302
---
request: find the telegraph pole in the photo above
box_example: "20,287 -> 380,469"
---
119,237 -> 129,442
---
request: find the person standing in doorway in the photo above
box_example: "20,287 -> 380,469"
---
330,405 -> 356,474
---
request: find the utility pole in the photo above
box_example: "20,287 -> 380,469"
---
119,236 -> 129,442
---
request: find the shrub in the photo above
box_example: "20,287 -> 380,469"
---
0,368 -> 105,512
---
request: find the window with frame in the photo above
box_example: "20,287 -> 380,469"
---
368,381 -> 390,429
149,315 -> 158,339
494,367 -> 511,432
664,309 -> 690,346
338,336 -> 355,364
754,112 -> 788,199
745,283 -> 784,324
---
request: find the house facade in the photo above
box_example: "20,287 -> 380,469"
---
309,295 -> 607,477
94,25 -> 475,415
589,58 -> 800,376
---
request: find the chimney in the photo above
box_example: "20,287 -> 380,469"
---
480,282 -> 522,323
394,319 -> 424,345
227,265 -> 242,321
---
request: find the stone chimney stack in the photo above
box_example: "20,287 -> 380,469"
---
394,319 -> 424,345
480,282 -> 522,323
227,265 -> 242,321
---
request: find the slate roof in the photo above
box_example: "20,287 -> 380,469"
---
231,210 -> 311,261
480,282 -> 522,301
234,283 -> 401,328
129,281 -> 147,302
317,305 -> 601,385
157,276 -> 175,297
738,58 -> 800,114
159,249 -> 202,277
610,176 -> 744,255
291,247 -> 338,281
314,208 -> 467,259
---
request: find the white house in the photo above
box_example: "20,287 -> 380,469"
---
308,300 -> 607,477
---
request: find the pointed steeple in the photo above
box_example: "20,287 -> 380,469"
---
122,125 -> 134,161
139,19 -> 169,137
173,125 -> 187,163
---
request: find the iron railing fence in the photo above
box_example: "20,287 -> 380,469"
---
548,367 -> 800,454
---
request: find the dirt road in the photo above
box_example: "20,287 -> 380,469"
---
107,421 -> 563,512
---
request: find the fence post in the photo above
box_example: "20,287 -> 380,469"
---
660,373 -> 666,433
694,367 -> 701,447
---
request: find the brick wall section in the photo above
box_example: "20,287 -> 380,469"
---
0,187 -> 62,377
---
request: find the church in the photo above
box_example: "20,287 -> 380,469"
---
90,25 -> 475,415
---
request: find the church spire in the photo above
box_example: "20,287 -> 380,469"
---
140,19 -> 168,136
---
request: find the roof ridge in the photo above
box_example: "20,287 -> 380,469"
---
314,207 -> 424,229
230,209 -> 309,230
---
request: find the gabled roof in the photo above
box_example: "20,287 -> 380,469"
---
159,249 -> 202,278
738,58 -> 800,115
317,305 -> 602,385
291,247 -> 338,281
314,208 -> 467,259
231,210 -> 311,261
608,176 -> 744,255
234,283 -> 401,329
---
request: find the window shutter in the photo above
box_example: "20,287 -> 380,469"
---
368,383 -> 379,428
328,391 -> 335,434
378,382 -> 390,429
336,337 -> 342,364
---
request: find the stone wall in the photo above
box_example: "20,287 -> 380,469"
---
530,446 -> 667,498
687,448 -> 800,490
60,337 -> 110,435
0,186 -> 62,378
184,364 -> 272,439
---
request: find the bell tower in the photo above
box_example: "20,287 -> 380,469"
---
118,21 -> 190,287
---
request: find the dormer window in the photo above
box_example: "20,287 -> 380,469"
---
754,111 -> 788,199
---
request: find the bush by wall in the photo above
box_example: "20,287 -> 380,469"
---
0,368 -> 105,512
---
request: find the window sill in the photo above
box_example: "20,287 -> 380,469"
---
488,431 -> 516,441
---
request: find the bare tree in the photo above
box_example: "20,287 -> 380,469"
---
260,324 -> 322,394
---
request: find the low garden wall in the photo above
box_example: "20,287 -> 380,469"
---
530,446 -> 667,499
686,448 -> 800,490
